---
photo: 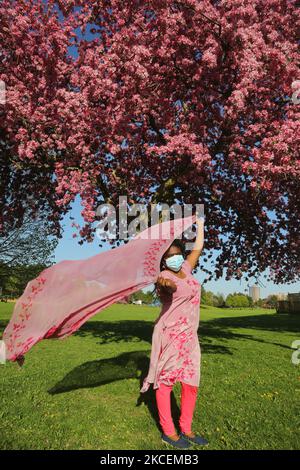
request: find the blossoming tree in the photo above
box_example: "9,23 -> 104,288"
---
0,0 -> 299,283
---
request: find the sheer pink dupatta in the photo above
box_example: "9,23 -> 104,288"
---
2,214 -> 196,364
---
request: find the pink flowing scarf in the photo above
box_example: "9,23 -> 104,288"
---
2,214 -> 196,364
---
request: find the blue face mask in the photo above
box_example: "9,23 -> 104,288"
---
165,254 -> 184,272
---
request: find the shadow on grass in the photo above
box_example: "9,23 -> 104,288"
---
206,312 -> 300,333
48,350 -> 163,433
74,320 -> 154,345
199,312 -> 300,353
0,320 -> 8,331
48,350 -> 150,395
47,311 -> 300,434
73,312 -> 297,357
73,319 -> 233,354
48,350 -> 185,435
2,312 -> 297,362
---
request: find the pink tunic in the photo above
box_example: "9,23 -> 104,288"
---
140,259 -> 201,393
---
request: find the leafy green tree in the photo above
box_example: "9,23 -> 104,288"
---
254,298 -> 265,308
0,211 -> 57,268
129,289 -> 155,305
213,292 -> 225,307
226,292 -> 250,308
201,287 -> 215,306
0,211 -> 58,297
0,263 -> 50,297
265,295 -> 279,309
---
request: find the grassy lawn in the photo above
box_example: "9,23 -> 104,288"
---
0,301 -> 299,450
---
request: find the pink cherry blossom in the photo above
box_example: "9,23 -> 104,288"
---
0,0 -> 299,283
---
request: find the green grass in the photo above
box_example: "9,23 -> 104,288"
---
0,302 -> 299,450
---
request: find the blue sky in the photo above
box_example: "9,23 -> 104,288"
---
54,196 -> 300,299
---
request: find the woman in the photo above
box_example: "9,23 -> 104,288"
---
140,218 -> 208,449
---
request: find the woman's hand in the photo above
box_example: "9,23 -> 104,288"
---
157,275 -> 177,294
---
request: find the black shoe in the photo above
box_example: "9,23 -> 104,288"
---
179,431 -> 209,446
161,433 -> 192,449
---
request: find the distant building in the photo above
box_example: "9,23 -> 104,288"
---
249,285 -> 260,302
274,293 -> 288,301
277,293 -> 300,314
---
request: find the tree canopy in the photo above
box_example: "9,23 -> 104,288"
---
1,0 -> 299,284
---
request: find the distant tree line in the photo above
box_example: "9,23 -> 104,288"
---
123,286 -> 277,309
128,290 -> 155,305
0,211 -> 57,299
0,263 -> 51,299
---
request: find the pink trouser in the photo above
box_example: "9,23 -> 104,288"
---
155,381 -> 198,435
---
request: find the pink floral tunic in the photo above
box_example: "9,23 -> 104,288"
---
140,259 -> 201,393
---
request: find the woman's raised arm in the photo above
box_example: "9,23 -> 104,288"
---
186,218 -> 204,271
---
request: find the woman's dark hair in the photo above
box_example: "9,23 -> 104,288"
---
151,239 -> 186,303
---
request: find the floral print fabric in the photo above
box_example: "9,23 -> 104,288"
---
2,215 -> 197,363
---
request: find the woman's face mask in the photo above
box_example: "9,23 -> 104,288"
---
165,254 -> 184,272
